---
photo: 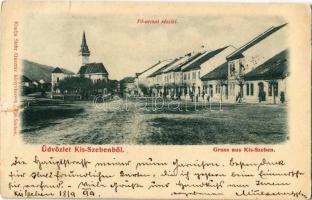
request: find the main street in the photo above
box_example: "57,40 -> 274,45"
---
22,99 -> 287,145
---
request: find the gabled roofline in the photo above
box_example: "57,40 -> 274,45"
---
162,54 -> 192,73
181,45 -> 230,72
170,52 -> 203,72
200,62 -> 228,81
78,62 -> 108,75
244,49 -> 289,80
226,23 -> 287,60
52,67 -> 64,73
147,58 -> 179,78
137,60 -> 162,77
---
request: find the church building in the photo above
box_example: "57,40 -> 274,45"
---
51,31 -> 109,97
77,31 -> 109,82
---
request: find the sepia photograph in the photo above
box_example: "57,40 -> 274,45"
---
1,2 -> 310,199
20,14 -> 289,145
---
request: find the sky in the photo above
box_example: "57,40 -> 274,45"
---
22,14 -> 285,80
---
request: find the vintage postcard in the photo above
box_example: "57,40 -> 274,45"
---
0,1 -> 311,199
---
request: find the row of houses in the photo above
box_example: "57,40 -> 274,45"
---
21,75 -> 50,96
135,23 -> 288,104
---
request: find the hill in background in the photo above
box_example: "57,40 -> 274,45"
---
22,59 -> 74,83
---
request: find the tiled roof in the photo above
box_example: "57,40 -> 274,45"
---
137,60 -> 174,78
147,59 -> 180,77
226,23 -> 287,60
170,52 -> 203,72
162,54 -> 192,73
201,62 -> 228,81
78,63 -> 108,75
244,49 -> 289,80
182,46 -> 229,72
139,61 -> 162,75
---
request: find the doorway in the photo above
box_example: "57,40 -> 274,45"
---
258,82 -> 266,102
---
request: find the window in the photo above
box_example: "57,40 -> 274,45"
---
209,85 -> 213,97
250,83 -> 254,96
192,72 -> 196,79
198,71 -> 200,78
216,85 -> 221,94
188,73 -> 190,80
184,74 -> 187,80
246,84 -> 249,96
230,62 -> 236,76
57,77 -> 59,83
269,84 -> 273,96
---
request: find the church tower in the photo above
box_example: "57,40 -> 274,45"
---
79,31 -> 90,66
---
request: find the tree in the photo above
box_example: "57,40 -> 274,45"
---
108,80 -> 119,95
93,79 -> 108,94
268,80 -> 278,104
138,83 -> 148,96
58,76 -> 93,99
217,79 -> 227,110
119,80 -> 127,97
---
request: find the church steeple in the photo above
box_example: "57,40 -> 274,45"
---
79,31 -> 90,65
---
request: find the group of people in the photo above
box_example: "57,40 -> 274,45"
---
150,89 -> 214,103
